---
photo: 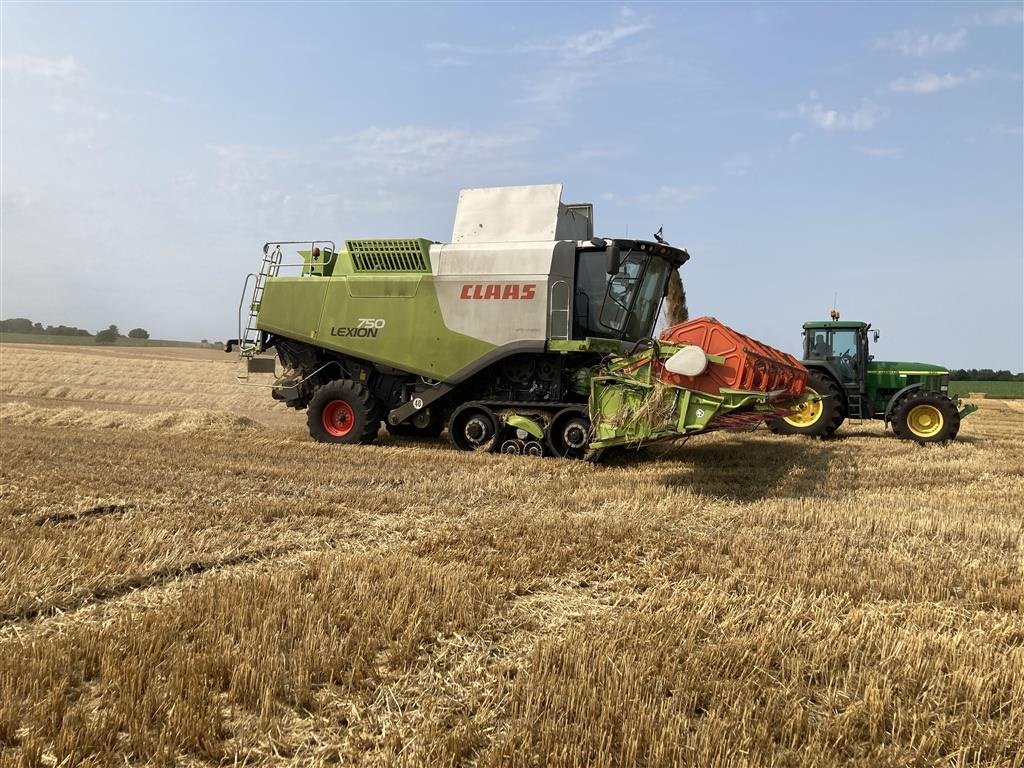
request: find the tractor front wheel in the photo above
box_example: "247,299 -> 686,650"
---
768,372 -> 845,438
892,391 -> 960,444
307,380 -> 381,445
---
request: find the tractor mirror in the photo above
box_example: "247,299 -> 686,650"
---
873,330 -> 880,343
606,245 -> 621,276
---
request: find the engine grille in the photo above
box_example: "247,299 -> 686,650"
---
347,239 -> 431,272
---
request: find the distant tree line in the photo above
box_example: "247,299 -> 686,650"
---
2,318 -> 150,343
950,369 -> 1023,382
0,317 -> 92,336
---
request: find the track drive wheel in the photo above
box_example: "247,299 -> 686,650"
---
547,407 -> 593,460
386,408 -> 445,439
307,380 -> 381,445
892,391 -> 960,444
448,404 -> 500,452
768,371 -> 845,438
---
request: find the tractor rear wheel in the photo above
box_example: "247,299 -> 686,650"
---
768,371 -> 845,438
892,391 -> 960,444
307,380 -> 381,445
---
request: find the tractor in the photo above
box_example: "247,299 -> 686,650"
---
226,184 -> 813,460
769,312 -> 977,443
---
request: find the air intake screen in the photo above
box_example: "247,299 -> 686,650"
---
347,239 -> 430,272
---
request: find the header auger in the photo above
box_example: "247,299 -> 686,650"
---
227,184 -> 814,460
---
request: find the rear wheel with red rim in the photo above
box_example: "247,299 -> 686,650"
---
321,400 -> 356,437
307,380 -> 380,444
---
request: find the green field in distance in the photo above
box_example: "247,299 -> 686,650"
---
949,380 -> 1024,399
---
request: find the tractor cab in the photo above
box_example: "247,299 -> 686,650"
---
801,318 -> 876,418
802,320 -> 871,386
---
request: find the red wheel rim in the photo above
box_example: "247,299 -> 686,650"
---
322,400 -> 355,437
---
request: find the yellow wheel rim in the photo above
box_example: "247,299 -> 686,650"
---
907,404 -> 944,438
784,387 -> 824,428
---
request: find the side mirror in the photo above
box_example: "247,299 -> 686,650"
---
606,245 -> 621,276
873,330 -> 880,343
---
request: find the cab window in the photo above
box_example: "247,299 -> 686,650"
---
806,329 -> 860,379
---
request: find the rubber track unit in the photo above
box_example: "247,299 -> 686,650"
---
447,400 -> 589,456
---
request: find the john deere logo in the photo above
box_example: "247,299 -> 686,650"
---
460,283 -> 537,300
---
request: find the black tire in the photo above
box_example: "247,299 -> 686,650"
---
448,404 -> 499,452
547,407 -> 592,459
892,391 -> 960,444
307,380 -> 381,445
386,408 -> 445,439
768,371 -> 845,438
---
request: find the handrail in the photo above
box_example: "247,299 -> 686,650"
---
235,240 -> 338,357
262,240 -> 337,269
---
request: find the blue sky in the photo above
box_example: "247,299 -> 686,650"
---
2,1 -> 1022,368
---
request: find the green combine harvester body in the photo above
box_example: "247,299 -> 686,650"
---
228,184 -> 811,459
769,316 -> 977,443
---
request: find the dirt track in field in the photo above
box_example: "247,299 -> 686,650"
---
1,343 -> 1021,767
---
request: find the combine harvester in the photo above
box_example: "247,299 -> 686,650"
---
227,184 -> 812,460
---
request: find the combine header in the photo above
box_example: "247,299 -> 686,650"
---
228,184 -> 812,460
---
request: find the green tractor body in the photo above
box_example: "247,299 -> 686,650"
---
228,184 -> 811,459
772,318 -> 977,443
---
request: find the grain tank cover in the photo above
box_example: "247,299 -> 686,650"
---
452,184 -> 593,244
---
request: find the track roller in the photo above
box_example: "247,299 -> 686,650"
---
448,404 -> 500,452
547,407 -> 593,459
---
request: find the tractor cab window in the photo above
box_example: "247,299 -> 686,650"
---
830,330 -> 859,380
574,248 -> 670,342
805,328 -> 861,381
808,333 -> 830,359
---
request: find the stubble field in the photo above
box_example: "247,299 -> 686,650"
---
0,343 -> 1021,768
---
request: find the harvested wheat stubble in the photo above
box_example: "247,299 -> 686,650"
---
0,343 -> 1022,767
0,403 -> 262,433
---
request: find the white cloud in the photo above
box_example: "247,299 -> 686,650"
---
876,29 -> 967,57
797,92 -> 886,131
722,154 -> 753,177
519,70 -> 595,105
630,185 -> 714,210
971,6 -> 1024,26
428,17 -> 649,61
561,20 -> 650,57
887,70 -> 978,94
855,146 -> 904,159
330,125 -> 536,177
788,131 -> 805,144
424,42 -> 485,54
993,123 -> 1024,137
426,13 -> 655,104
1,53 -> 80,81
